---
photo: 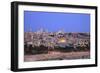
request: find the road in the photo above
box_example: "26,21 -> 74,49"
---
24,51 -> 90,62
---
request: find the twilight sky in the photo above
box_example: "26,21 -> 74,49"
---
24,11 -> 90,32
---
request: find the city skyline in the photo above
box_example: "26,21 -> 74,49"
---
24,11 -> 90,32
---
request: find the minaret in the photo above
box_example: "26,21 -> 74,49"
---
40,28 -> 43,32
28,24 -> 33,41
29,23 -> 32,32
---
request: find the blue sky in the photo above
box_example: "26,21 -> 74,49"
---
24,11 -> 90,32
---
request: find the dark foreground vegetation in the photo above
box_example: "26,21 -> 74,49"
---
24,44 -> 90,55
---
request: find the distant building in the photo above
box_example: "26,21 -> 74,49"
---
24,28 -> 90,49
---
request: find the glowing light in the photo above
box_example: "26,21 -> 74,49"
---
59,38 -> 66,43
